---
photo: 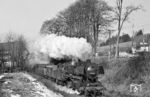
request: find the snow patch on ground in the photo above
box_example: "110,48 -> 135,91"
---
32,80 -> 63,97
11,94 -> 21,97
21,72 -> 36,81
4,80 -> 11,84
23,73 -> 63,97
54,84 -> 79,94
0,72 -> 63,97
0,74 -> 5,79
119,52 -> 135,58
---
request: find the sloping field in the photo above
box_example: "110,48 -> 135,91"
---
97,41 -> 135,55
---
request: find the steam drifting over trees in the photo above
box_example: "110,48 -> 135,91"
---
31,34 -> 92,63
40,0 -> 112,53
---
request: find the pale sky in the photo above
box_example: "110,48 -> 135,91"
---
105,0 -> 150,36
0,0 -> 149,41
0,0 -> 76,41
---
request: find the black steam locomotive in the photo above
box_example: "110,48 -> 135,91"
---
33,58 -> 105,97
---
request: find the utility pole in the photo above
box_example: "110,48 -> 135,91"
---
132,24 -> 135,47
107,29 -> 115,60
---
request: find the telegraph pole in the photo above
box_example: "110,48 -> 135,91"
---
107,29 -> 115,60
132,24 -> 135,47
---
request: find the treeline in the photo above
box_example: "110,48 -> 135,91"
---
0,32 -> 28,73
100,34 -> 131,46
40,0 -> 112,53
100,29 -> 150,47
40,0 -> 141,57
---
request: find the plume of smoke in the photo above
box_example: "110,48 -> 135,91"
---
32,34 -> 92,62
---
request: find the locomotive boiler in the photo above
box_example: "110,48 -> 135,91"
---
33,58 -> 105,97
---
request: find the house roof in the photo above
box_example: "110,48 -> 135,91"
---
0,41 -> 20,59
134,34 -> 150,44
0,41 -> 19,50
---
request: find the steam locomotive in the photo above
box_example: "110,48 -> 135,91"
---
33,58 -> 105,97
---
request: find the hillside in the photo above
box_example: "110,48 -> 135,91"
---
97,41 -> 135,55
97,34 -> 150,55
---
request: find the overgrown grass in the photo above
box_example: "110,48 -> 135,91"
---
99,53 -> 150,97
114,54 -> 150,84
97,41 -> 134,55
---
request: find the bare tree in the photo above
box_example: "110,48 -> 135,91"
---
40,17 -> 67,36
0,46 -> 5,73
5,31 -> 16,42
17,35 -> 29,71
5,31 -> 17,72
113,0 -> 141,58
106,29 -> 115,59
131,24 -> 135,47
40,0 -> 112,54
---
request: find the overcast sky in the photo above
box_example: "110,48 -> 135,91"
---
0,0 -> 149,41
0,0 -> 76,41
105,0 -> 150,36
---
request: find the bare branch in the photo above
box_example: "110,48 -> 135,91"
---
120,5 -> 141,30
114,0 -> 141,58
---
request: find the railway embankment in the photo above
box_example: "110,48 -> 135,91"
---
29,72 -> 83,97
0,72 -> 80,97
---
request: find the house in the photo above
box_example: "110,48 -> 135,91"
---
0,40 -> 28,70
132,34 -> 150,53
0,41 -> 20,68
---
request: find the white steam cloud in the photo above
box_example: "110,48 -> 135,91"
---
32,34 -> 92,62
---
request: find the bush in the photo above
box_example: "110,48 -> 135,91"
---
114,54 -> 150,84
92,57 -> 109,69
126,48 -> 132,54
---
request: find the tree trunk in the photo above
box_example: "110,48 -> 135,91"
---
93,41 -> 97,55
115,9 -> 122,59
93,23 -> 98,55
109,32 -> 111,60
115,24 -> 121,59
115,36 -> 120,59
115,0 -> 123,59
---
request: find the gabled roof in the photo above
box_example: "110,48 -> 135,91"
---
134,34 -> 150,44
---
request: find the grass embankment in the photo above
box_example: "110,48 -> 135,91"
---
94,54 -> 150,97
97,41 -> 134,55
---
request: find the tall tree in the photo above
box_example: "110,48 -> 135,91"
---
106,29 -> 115,59
135,29 -> 143,36
17,36 -> 29,71
5,32 -> 28,72
40,0 -> 112,53
0,46 -> 5,73
40,17 -> 67,35
5,32 -> 17,72
5,31 -> 16,42
113,0 -> 141,58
